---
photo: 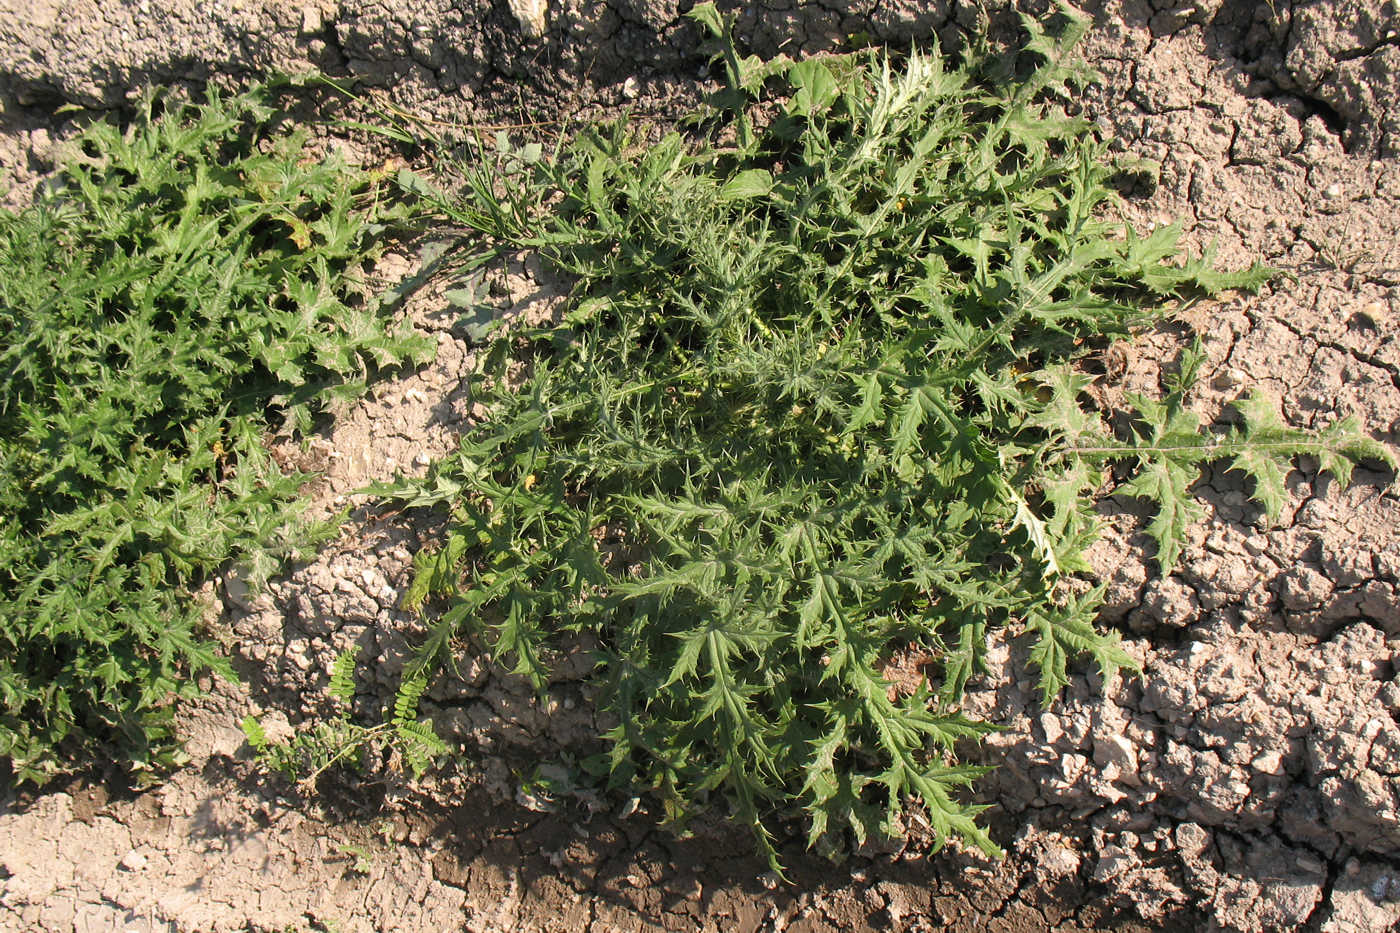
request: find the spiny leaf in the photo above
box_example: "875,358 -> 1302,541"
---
1005,479 -> 1060,574
786,60 -> 841,116
720,169 -> 775,201
1118,457 -> 1206,571
1025,586 -> 1136,708
1095,376 -> 1394,568
1229,390 -> 1397,503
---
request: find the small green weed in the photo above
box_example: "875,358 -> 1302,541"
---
0,85 -> 433,783
242,646 -> 448,787
335,842 -> 375,875
382,3 -> 1393,866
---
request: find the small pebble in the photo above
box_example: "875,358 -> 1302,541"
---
1212,367 -> 1244,389
663,874 -> 702,899
1095,734 -> 1137,772
28,128 -> 53,162
1325,182 -> 1342,198
622,76 -> 640,99
119,850 -> 148,871
414,451 -> 432,467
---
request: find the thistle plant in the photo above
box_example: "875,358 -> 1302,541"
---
383,3 -> 1393,865
0,86 -> 432,782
